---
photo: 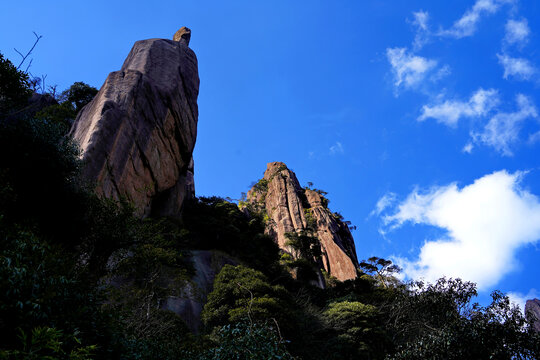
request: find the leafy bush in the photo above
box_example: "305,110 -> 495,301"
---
36,81 -> 98,133
0,227 -> 116,357
186,321 -> 296,360
0,327 -> 96,360
324,301 -> 387,359
0,52 -> 31,115
181,196 -> 281,274
201,265 -> 293,332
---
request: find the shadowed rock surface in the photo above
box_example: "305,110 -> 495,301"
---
163,250 -> 237,333
526,299 -> 540,332
70,30 -> 199,217
247,162 -> 359,282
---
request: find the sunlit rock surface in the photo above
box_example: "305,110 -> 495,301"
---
70,30 -> 199,217
247,162 -> 359,282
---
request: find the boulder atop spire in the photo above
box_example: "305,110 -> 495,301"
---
173,26 -> 191,46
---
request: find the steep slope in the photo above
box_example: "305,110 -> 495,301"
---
70,27 -> 199,217
246,162 -> 359,281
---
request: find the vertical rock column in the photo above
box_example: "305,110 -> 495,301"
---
70,27 -> 199,217
247,162 -> 359,282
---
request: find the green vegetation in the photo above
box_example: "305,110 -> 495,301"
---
0,53 -> 32,116
1,52 -> 540,360
186,321 -> 296,360
36,81 -> 98,133
201,265 -> 293,331
252,178 -> 269,193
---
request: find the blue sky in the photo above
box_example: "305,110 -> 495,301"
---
2,0 -> 540,308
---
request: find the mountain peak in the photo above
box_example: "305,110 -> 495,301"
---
247,161 -> 359,283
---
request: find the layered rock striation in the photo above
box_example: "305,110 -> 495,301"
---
246,162 -> 359,282
70,28 -> 199,217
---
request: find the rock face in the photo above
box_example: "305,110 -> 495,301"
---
525,299 -> 540,332
164,250 -> 236,333
246,162 -> 359,282
69,29 -> 199,217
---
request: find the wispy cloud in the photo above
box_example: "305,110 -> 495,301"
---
472,94 -> 538,156
381,170 -> 540,290
329,141 -> 344,155
508,289 -> 539,314
370,192 -> 397,217
411,10 -> 431,50
462,142 -> 474,153
418,88 -> 499,126
430,65 -> 451,82
504,18 -> 530,47
439,0 -> 514,39
386,47 -> 437,91
497,54 -> 536,80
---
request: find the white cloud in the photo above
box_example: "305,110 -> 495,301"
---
383,170 -> 540,290
463,142 -> 474,153
473,94 -> 538,156
329,141 -> 344,155
508,289 -> 539,313
528,131 -> 540,144
371,192 -> 397,217
387,47 -> 437,90
504,18 -> 530,46
430,65 -> 451,82
418,88 -> 499,126
497,54 -> 536,80
439,0 -> 514,39
411,10 -> 431,50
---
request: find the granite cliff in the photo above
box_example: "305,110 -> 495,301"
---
526,299 -> 540,332
70,27 -> 199,217
246,162 -> 359,282
69,30 -> 359,327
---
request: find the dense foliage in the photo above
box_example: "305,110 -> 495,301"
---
0,53 -> 31,115
1,51 -> 540,359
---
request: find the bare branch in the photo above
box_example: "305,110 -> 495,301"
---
272,317 -> 284,343
237,282 -> 254,327
13,48 -> 24,58
24,59 -> 33,73
15,31 -> 43,71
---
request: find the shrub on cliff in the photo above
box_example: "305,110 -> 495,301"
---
186,321 -> 296,360
36,81 -> 98,133
0,53 -> 31,115
323,300 -> 387,359
182,196 -> 282,274
201,265 -> 293,331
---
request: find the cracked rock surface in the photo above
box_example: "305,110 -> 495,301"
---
70,36 -> 199,217
247,162 -> 359,282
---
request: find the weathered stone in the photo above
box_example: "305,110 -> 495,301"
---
69,33 -> 199,217
163,250 -> 237,333
525,299 -> 540,332
173,27 -> 191,46
247,162 -> 358,282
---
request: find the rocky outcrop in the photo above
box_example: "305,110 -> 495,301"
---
69,28 -> 199,217
246,162 -> 359,282
164,250 -> 237,333
526,299 -> 540,332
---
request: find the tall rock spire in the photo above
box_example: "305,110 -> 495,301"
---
246,162 -> 359,282
69,28 -> 199,217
